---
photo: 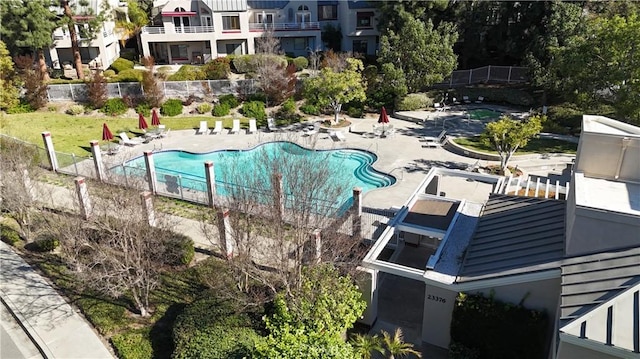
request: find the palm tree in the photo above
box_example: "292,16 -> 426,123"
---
350,333 -> 385,359
381,328 -> 422,359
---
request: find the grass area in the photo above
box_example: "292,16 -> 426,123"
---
0,112 -> 253,155
452,136 -> 577,155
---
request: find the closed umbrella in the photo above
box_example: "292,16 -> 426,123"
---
102,123 -> 114,152
378,106 -> 390,134
151,108 -> 161,126
138,113 -> 148,131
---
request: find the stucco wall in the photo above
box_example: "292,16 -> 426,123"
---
422,285 -> 457,348
576,132 -> 640,182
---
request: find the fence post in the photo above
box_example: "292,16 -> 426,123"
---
117,82 -> 122,97
487,65 -> 491,82
140,191 -> 157,226
71,153 -> 79,175
508,66 -> 512,84
90,140 -> 105,181
69,83 -> 75,101
163,81 -> 167,98
204,161 -> 216,208
74,177 -> 92,219
304,229 -> 322,264
272,173 -> 284,220
186,81 -> 190,97
20,167 -> 37,201
178,175 -> 184,199
351,187 -> 363,239
143,151 -> 158,194
41,131 -> 59,172
468,69 -> 473,85
217,208 -> 234,258
449,75 -> 453,88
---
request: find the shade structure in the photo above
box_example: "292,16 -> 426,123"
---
102,123 -> 114,141
151,108 -> 161,126
378,107 -> 390,133
138,113 -> 149,130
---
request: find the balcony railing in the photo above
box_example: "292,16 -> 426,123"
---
249,22 -> 320,31
142,25 -> 214,35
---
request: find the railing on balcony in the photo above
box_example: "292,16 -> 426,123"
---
249,22 -> 320,31
142,25 -> 214,35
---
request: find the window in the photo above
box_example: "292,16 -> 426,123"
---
222,15 -> 240,30
297,5 -> 309,11
170,45 -> 188,59
356,12 -> 373,28
318,5 -> 337,20
352,40 -> 368,54
257,13 -> 274,24
294,38 -> 307,50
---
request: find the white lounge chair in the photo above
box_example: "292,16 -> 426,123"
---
330,131 -> 346,142
229,119 -> 240,134
211,120 -> 223,135
463,96 -> 471,104
248,119 -> 257,134
196,121 -> 208,135
422,141 -> 441,148
267,117 -> 278,132
475,96 -> 484,104
452,97 -> 460,105
422,130 -> 447,143
119,132 -> 143,146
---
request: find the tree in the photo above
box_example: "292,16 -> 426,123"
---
321,23 -> 342,51
366,63 -> 407,110
141,56 -> 163,107
53,184 -> 191,317
0,0 -> 59,81
303,58 -> 366,123
381,328 -> 422,359
254,264 -> 366,359
14,55 -> 49,109
86,70 -> 108,108
115,0 -> 148,57
378,10 -> 457,92
0,41 -> 20,111
252,31 -> 295,107
350,334 -> 385,359
483,115 -> 543,173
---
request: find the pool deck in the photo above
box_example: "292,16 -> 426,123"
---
103,108 -> 575,211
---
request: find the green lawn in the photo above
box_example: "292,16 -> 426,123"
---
453,136 -> 578,154
0,113 -> 252,155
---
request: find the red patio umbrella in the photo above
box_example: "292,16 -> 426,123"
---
102,122 -> 114,141
378,106 -> 390,133
151,108 -> 161,126
138,113 -> 149,131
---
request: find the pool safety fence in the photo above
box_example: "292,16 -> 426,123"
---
434,65 -> 528,88
55,151 -> 95,178
46,79 -> 257,102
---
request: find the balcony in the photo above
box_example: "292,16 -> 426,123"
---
142,26 -> 215,35
249,22 -> 320,32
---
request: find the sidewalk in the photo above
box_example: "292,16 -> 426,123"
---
0,242 -> 114,359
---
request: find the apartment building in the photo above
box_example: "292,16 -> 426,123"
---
47,0 -> 126,70
140,0 -> 380,64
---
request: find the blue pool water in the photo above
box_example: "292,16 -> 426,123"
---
116,142 -> 395,211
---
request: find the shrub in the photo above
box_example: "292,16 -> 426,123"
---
111,328 -> 153,359
547,103 -> 582,135
196,103 -> 213,114
135,102 -> 151,117
300,103 -> 319,115
165,234 -> 195,266
109,58 -> 135,73
219,94 -> 239,108
293,56 -> 309,71
204,57 -> 231,80
101,98 -> 128,116
232,55 -> 254,74
347,106 -> 363,118
275,98 -> 300,123
247,92 -> 267,103
167,65 -> 206,81
6,101 -> 35,114
161,99 -> 183,116
33,235 -> 59,252
397,93 -> 433,111
113,69 -> 144,83
66,104 -> 85,115
212,103 -> 230,117
103,69 -> 116,78
87,71 -> 108,108
1,225 -> 21,245
240,101 -> 266,121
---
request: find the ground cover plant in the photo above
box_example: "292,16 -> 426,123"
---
452,136 -> 577,155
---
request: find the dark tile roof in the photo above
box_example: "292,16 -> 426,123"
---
247,0 -> 289,9
457,194 -> 566,282
560,246 -> 640,326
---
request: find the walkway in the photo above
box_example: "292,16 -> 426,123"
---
0,242 -> 114,359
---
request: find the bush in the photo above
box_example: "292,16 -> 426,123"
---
203,58 -> 231,80
232,55 -> 254,74
135,102 -> 151,117
1,225 -> 21,245
219,94 -> 239,108
161,99 -> 183,116
113,69 -> 144,83
212,103 -> 230,116
456,87 -> 534,107
111,328 -> 153,359
275,98 -> 300,123
292,56 -> 309,71
397,93 -> 433,111
66,104 -> 85,115
6,101 -> 35,114
346,106 -> 363,118
165,234 -> 195,266
109,58 -> 135,73
33,235 -> 59,252
300,103 -> 319,115
103,69 -> 116,78
196,103 -> 213,114
240,101 -> 266,121
247,92 -> 267,103
101,98 -> 128,116
167,65 -> 206,81
547,103 -> 583,135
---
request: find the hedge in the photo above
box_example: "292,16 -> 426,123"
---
240,101 -> 266,121
450,292 -> 548,359
111,328 -> 153,359
109,58 -> 135,73
397,93 -> 433,111
219,94 -> 239,108
101,98 -> 128,116
161,99 -> 183,117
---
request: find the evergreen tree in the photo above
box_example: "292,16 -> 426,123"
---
0,41 -> 20,111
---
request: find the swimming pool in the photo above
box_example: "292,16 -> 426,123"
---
468,108 -> 502,121
116,142 -> 395,212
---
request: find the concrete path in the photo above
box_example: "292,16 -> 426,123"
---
0,242 -> 114,359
